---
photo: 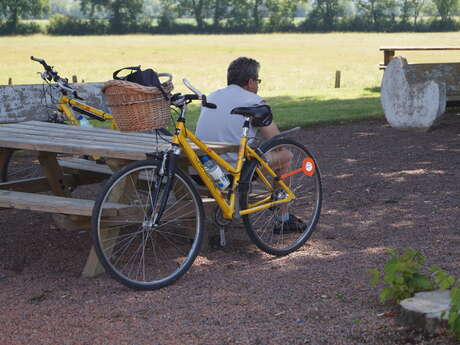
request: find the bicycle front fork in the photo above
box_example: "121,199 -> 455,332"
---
148,147 -> 180,226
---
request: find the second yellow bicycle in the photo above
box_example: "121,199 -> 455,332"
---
91,79 -> 322,290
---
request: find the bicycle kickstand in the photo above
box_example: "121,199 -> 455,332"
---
213,206 -> 231,248
219,226 -> 226,247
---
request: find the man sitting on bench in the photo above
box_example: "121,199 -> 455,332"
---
195,56 -> 305,233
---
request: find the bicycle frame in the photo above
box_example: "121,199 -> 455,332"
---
57,95 -> 117,130
171,120 -> 295,220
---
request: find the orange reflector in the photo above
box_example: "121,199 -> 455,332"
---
302,157 -> 315,176
280,157 -> 316,179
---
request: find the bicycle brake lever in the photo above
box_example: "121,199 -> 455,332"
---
201,95 -> 217,109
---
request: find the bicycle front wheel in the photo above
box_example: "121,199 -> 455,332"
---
240,138 -> 322,256
91,159 -> 204,290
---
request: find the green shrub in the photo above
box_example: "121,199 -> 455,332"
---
0,21 -> 42,35
369,248 -> 434,303
370,249 -> 460,340
47,14 -> 108,35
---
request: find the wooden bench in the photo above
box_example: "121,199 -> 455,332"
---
0,121 -> 238,277
379,48 -> 460,131
379,46 -> 460,69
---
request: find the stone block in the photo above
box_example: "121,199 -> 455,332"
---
381,57 -> 460,131
0,82 -> 108,123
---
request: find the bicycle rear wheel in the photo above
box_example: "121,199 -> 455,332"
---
239,138 -> 322,256
0,150 -> 42,182
91,159 -> 204,290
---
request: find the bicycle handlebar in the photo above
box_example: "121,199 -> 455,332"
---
31,56 -> 83,100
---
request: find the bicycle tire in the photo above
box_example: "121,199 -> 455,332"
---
0,150 -> 42,182
239,138 -> 322,256
91,159 -> 204,290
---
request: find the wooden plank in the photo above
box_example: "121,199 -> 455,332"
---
0,121 -> 237,151
0,134 -> 151,160
0,126 -> 237,159
0,127 -> 169,152
0,190 -> 125,216
7,121 -> 237,150
380,47 -> 460,51
59,158 -> 113,175
6,121 -> 170,147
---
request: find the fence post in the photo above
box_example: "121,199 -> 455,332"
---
8,78 -> 12,85
335,71 -> 341,88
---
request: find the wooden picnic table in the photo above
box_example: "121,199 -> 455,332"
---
0,121 -> 236,277
379,46 -> 460,69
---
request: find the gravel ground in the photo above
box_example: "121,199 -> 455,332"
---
1,113 -> 460,345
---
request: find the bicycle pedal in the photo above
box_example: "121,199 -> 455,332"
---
219,227 -> 226,247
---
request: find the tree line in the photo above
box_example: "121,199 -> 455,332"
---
1,0 -> 459,35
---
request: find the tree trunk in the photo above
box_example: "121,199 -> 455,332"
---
252,0 -> 262,30
111,0 -> 123,33
213,0 -> 223,28
8,7 -> 19,31
191,0 -> 205,30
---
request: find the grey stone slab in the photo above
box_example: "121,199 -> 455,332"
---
0,82 -> 108,123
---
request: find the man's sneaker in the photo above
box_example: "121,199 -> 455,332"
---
273,215 -> 307,234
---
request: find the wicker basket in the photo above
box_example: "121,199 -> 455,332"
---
102,78 -> 173,132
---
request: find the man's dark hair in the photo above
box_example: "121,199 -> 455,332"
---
227,57 -> 260,87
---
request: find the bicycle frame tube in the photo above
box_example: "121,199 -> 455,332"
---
172,121 -> 295,219
239,146 -> 295,216
57,96 -> 117,129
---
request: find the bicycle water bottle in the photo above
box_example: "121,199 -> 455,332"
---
200,155 -> 230,190
77,114 -> 92,128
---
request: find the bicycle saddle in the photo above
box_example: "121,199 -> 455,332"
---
230,104 -> 273,127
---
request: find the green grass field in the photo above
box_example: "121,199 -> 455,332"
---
2,32 -> 460,128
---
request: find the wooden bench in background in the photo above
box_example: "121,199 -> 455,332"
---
379,46 -> 460,69
379,47 -> 460,131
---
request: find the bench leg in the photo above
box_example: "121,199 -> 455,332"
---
82,158 -> 131,278
82,247 -> 105,278
38,151 -> 70,197
384,50 -> 395,67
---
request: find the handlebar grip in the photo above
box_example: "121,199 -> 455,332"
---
30,56 -> 44,63
203,102 -> 217,109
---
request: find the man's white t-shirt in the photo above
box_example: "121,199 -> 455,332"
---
196,84 -> 265,145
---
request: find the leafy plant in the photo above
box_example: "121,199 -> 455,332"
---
369,248 -> 434,303
430,265 -> 460,339
370,249 -> 460,340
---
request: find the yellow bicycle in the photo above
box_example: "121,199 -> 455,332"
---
0,57 -> 116,182
1,57 -> 171,182
91,79 -> 322,290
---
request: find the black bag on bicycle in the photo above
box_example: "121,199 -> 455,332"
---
113,66 -> 169,100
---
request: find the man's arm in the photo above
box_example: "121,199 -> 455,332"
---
259,122 -> 280,139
